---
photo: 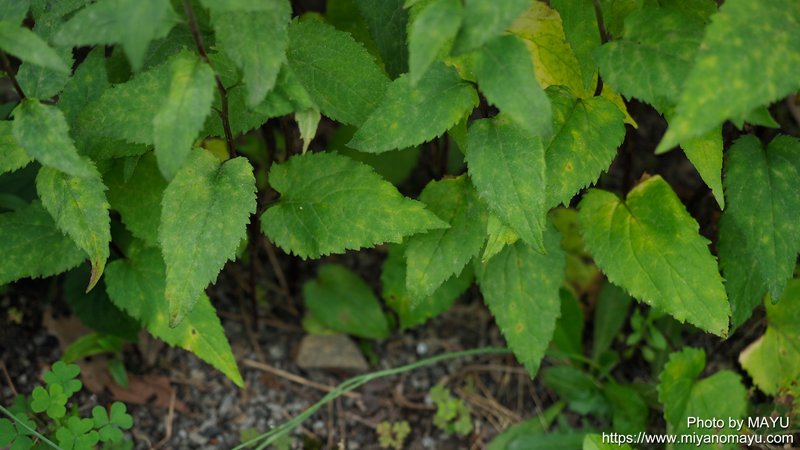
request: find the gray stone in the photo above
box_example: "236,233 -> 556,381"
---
188,430 -> 208,445
294,334 -> 369,373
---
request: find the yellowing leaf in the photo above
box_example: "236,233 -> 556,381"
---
508,2 -> 636,127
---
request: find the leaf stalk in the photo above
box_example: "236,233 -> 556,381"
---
182,0 -> 237,158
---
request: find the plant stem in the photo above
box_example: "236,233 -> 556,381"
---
592,0 -> 609,97
0,49 -> 26,100
0,405 -> 64,450
232,347 -> 512,450
182,0 -> 237,158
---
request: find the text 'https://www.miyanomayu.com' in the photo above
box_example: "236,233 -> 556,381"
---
602,416 -> 796,447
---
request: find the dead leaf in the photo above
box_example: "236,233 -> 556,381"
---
43,307 -> 189,413
80,357 -> 189,413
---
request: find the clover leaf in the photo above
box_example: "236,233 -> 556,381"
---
8,395 -> 30,415
0,414 -> 36,450
43,361 -> 82,397
56,416 -> 99,450
92,403 -> 132,442
30,384 -> 67,419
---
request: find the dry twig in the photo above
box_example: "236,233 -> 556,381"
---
243,359 -> 361,399
1,360 -> 17,396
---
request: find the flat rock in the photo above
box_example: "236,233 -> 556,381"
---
294,334 -> 369,373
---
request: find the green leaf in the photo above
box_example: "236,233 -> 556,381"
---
105,239 -> 244,387
211,2 -> 290,107
487,401 -> 565,450
672,122 -> 724,209
31,384 -> 67,419
13,99 -> 94,178
64,265 -> 141,341
660,0 -> 717,25
200,0 -> 285,12
591,281 -> 632,360
594,8 -> 703,113
61,333 -> 123,364
54,0 -> 178,71
159,149 -> 255,327
544,366 -> 611,416
42,361 -> 82,397
326,0 -> 382,64
465,115 -> 546,252
657,348 -> 747,450
551,288 -> 583,357
383,241 -> 473,329
56,416 -> 98,450
477,223 -> 566,377
349,62 -> 479,154
0,22 -> 69,73
482,213 -> 519,263
57,47 -> 109,126
91,403 -> 132,442
36,164 -> 110,291
407,0 -> 461,86
352,0 -> 408,78
739,278 -> 800,396
405,175 -> 487,301
38,0 -> 94,21
0,201 -> 85,285
723,135 -> 800,303
302,264 -> 389,339
451,0 -> 530,55
658,0 -> 800,151
473,34 -> 551,136
153,55 -> 216,180
287,18 -> 389,126
0,0 -> 29,23
73,58 -> 170,146
16,16 -> 74,100
325,125 -> 420,187
296,107 -> 321,154
105,152 -> 166,247
583,434 -> 633,450
0,121 -> 32,175
261,151 -> 447,259
544,85 -> 626,210
508,1 -> 637,128
578,176 -> 730,336
717,213 -> 766,329
550,0 -> 600,90
604,383 -> 647,435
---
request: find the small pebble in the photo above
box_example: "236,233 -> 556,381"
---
422,437 -> 436,448
312,420 -> 325,430
347,441 -> 360,450
188,430 -> 209,445
416,342 -> 429,356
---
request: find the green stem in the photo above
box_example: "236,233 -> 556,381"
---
233,347 -> 512,450
0,405 -> 64,450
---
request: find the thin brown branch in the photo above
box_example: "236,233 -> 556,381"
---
1,50 -> 25,100
182,0 -> 237,157
592,0 -> 609,97
243,359 -> 362,399
1,360 -> 18,396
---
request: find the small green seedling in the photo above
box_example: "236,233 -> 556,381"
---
430,383 -> 472,436
623,308 -> 668,362
0,362 -> 132,450
377,421 -> 411,449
